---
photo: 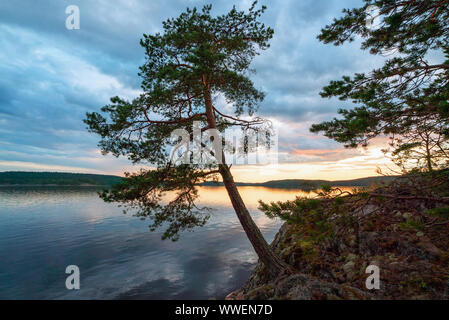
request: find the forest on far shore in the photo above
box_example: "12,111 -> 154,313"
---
0,171 -> 123,186
0,171 -> 395,188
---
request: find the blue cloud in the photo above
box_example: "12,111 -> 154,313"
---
0,0 -> 381,173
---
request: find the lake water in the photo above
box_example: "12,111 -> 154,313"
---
0,186 -> 315,300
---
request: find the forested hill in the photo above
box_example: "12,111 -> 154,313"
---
201,176 -> 397,189
0,172 -> 123,186
0,171 -> 396,188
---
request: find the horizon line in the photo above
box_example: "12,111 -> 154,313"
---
0,170 -> 392,184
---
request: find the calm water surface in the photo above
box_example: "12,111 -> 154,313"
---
0,186 -> 314,300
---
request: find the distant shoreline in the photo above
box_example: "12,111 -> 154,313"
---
0,184 -> 354,189
0,172 -> 122,187
0,171 -> 397,189
0,184 -> 109,187
199,175 -> 396,189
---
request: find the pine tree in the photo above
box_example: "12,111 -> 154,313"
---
84,1 -> 292,277
310,0 -> 449,167
382,116 -> 449,172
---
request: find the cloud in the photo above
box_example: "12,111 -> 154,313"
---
0,0 -> 393,178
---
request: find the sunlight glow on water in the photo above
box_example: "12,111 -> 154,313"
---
0,186 -> 323,299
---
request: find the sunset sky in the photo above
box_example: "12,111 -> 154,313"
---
0,0 -> 397,182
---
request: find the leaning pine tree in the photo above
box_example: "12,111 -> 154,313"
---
84,2 -> 293,277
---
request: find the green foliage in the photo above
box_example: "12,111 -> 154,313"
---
0,172 -> 122,186
320,184 -> 332,193
83,2 -> 273,240
383,119 -> 449,172
399,219 -> 424,231
258,187 -> 354,246
427,206 -> 449,219
311,0 -> 449,172
99,166 -> 212,241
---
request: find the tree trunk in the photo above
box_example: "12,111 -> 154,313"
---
219,164 -> 293,278
422,131 -> 433,172
425,141 -> 433,172
202,82 -> 293,278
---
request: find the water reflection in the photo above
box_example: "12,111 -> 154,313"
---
196,186 -> 315,208
0,186 -> 345,300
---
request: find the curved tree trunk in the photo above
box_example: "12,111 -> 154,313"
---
218,164 -> 293,278
202,82 -> 293,278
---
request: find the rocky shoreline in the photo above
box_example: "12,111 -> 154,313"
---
227,199 -> 449,300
